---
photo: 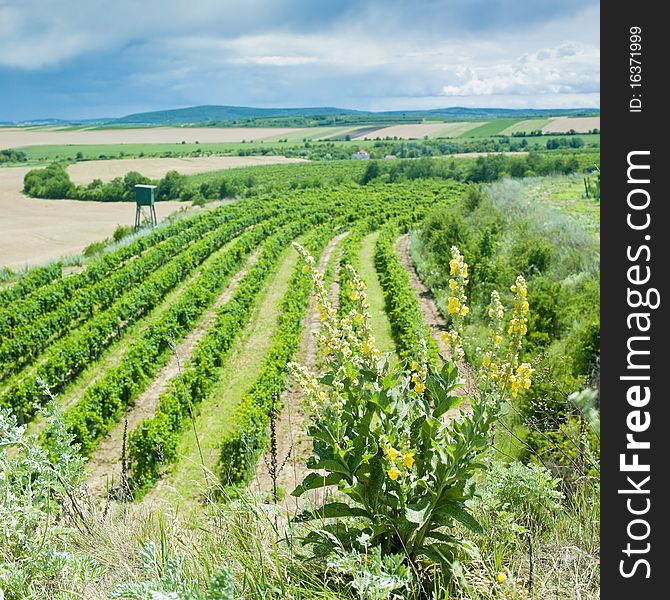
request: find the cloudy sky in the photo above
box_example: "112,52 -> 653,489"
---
0,0 -> 600,121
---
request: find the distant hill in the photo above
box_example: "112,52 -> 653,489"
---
107,105 -> 599,127
111,105 -> 367,125
4,105 -> 599,128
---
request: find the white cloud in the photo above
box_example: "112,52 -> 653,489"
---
440,43 -> 599,97
0,0 -> 600,116
229,55 -> 318,66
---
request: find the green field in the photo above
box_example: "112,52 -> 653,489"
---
457,118 -> 523,137
4,132 -> 600,168
499,118 -> 551,135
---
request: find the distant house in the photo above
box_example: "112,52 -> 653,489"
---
352,149 -> 370,160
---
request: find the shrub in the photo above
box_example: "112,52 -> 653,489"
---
0,397 -> 88,597
113,224 -> 135,243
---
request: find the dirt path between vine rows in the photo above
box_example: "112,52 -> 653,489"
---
85,248 -> 262,500
395,234 -> 477,410
251,231 -> 348,512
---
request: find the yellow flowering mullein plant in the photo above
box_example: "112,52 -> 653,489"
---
441,246 -> 469,361
479,275 -> 533,401
289,244 -> 495,580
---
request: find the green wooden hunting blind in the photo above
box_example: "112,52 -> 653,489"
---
134,184 -> 158,229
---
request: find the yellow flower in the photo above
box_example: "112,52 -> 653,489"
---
482,354 -> 491,368
302,265 -> 310,274
494,335 -> 502,346
386,447 -> 400,461
510,284 -> 517,293
497,571 -> 507,583
350,290 -> 359,301
447,296 -> 461,315
460,306 -> 469,316
355,312 -> 364,324
524,377 -> 532,389
362,337 -> 375,354
449,279 -> 458,290
411,361 -> 419,371
388,466 -> 401,481
522,301 -> 530,314
404,452 -> 415,469
520,324 -> 528,335
449,258 -> 459,275
414,381 -> 426,394
520,286 -> 528,298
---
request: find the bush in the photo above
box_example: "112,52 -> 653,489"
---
509,228 -> 552,277
23,163 -> 74,198
113,224 -> 135,243
0,398 -> 88,597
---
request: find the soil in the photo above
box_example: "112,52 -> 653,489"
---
66,156 -> 306,184
0,127 -> 306,150
352,123 -> 453,140
541,116 -> 600,134
0,156 -> 302,270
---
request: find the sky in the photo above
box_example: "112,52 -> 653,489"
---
0,0 -> 600,121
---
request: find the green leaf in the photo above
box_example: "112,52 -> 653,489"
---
292,472 -> 345,497
425,530 -> 461,544
416,543 -> 458,571
405,497 -> 432,527
432,502 -> 483,534
434,394 -> 467,420
298,502 -> 371,521
439,361 -> 461,386
309,458 -> 352,477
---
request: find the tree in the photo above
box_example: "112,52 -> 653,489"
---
156,170 -> 185,200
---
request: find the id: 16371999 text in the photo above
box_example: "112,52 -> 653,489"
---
629,26 -> 643,113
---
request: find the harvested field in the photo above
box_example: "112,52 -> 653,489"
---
0,126 -> 306,150
352,123 -> 448,140
67,155 -> 306,184
0,166 -> 184,269
542,116 -> 600,133
0,156 -> 305,269
263,127 -> 358,142
459,119 -> 522,137
500,118 -> 551,135
432,122 -> 482,137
